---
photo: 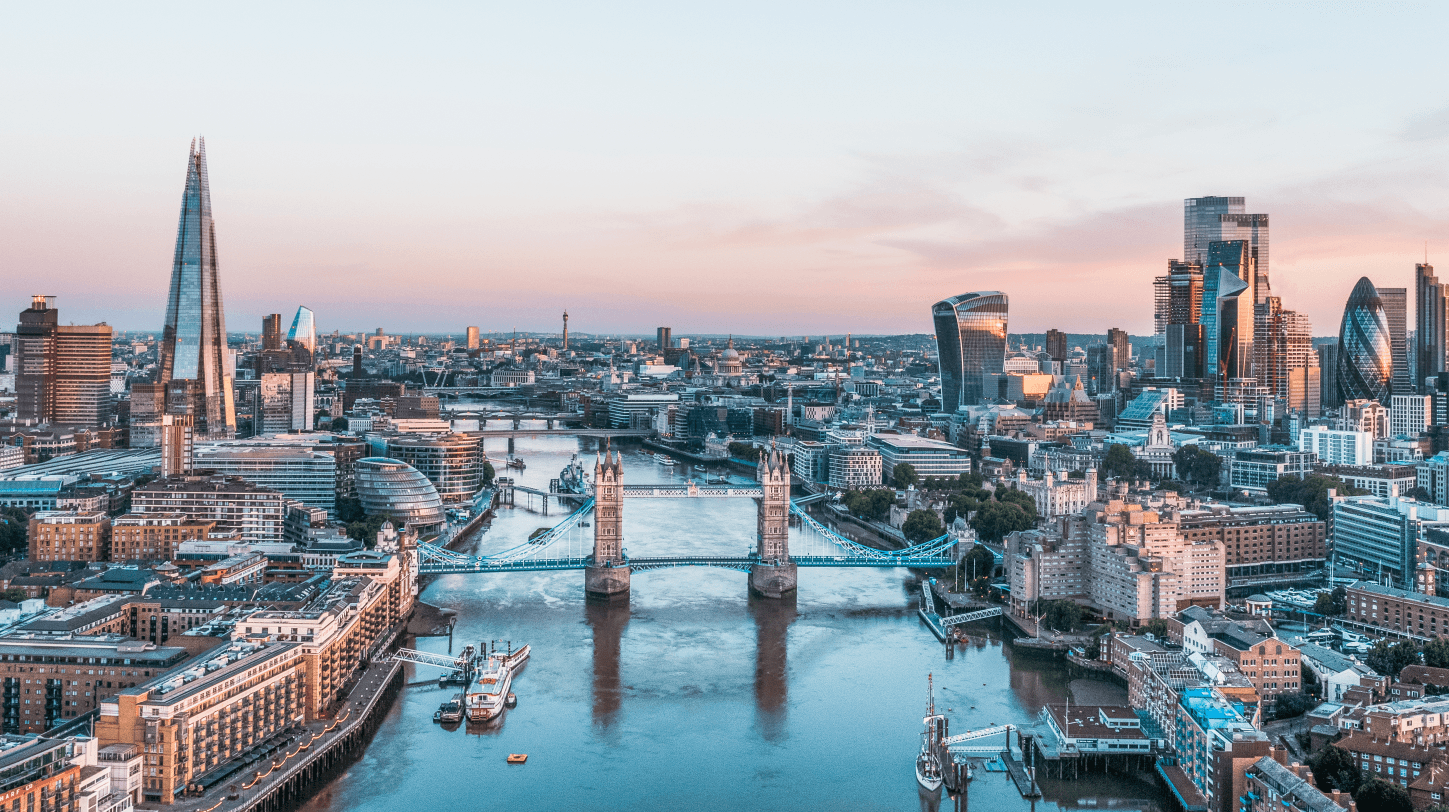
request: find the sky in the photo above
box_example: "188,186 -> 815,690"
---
4,2 -> 1449,339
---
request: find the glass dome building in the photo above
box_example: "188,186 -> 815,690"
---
355,457 -> 446,533
1336,276 -> 1393,404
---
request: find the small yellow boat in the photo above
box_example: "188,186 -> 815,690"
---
507,754 -> 528,764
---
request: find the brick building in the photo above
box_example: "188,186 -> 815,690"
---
27,511 -> 111,562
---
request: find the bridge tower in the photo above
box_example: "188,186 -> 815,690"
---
750,448 -> 797,598
585,450 -> 631,600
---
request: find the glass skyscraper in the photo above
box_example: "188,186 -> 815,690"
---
1184,196 -> 1269,281
287,306 -> 317,356
158,138 -> 236,438
1417,263 -> 1444,393
1201,241 -> 1253,386
1337,277 -> 1393,404
932,292 -> 1007,412
1378,286 -> 1409,396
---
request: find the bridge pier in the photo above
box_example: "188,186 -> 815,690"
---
749,562 -> 798,599
507,437 -> 515,455
588,450 -> 631,601
585,564 -> 631,601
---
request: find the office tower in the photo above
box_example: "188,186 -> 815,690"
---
562,310 -> 569,351
158,413 -> 194,477
1416,264 -> 1444,392
466,326 -> 480,350
158,138 -> 236,439
657,327 -> 672,352
1378,287 -> 1409,396
1287,364 -> 1321,419
14,295 -> 58,422
1157,261 -> 1204,379
287,306 -> 316,356
261,314 -> 283,351
931,292 -> 1008,412
1106,328 -> 1129,370
1184,196 -> 1270,280
1254,296 -> 1314,401
1086,344 -> 1114,395
1201,241 -> 1254,387
14,295 -> 113,428
352,345 -> 363,377
1318,344 -> 1340,410
1337,277 -> 1392,404
1045,329 -> 1067,364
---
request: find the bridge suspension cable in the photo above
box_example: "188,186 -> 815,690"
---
788,502 -> 956,562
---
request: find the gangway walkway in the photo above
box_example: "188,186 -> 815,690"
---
940,607 -> 1004,628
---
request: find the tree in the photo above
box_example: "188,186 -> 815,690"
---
0,588 -> 27,604
330,416 -> 350,432
997,488 -> 1039,523
902,509 -> 945,543
943,493 -> 982,525
1172,446 -> 1224,489
1330,585 -> 1348,615
0,507 -> 30,556
1102,444 -> 1137,480
969,500 -> 1034,543
1356,779 -> 1414,812
1273,692 -> 1317,719
346,514 -> 390,545
1039,600 -> 1083,632
1365,640 -> 1420,680
1265,474 -> 1370,522
1308,745 -> 1361,795
956,544 -> 997,590
1314,592 -> 1337,617
1140,618 -> 1169,639
728,442 -> 761,462
843,489 -> 895,522
1424,638 -> 1449,669
892,463 -> 919,489
1407,486 -> 1434,502
336,497 -> 367,524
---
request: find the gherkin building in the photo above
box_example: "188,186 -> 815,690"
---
1336,276 -> 1392,403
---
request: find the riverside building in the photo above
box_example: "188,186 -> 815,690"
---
191,444 -> 337,512
130,475 -> 285,544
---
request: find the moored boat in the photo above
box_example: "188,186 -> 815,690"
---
436,693 -> 464,723
652,453 -> 675,465
916,674 -> 944,792
465,644 -> 531,723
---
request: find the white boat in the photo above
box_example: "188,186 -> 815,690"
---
916,674 -> 944,793
466,644 -> 530,723
652,453 -> 675,466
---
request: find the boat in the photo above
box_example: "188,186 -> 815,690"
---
507,754 -> 528,764
916,674 -> 944,793
465,644 -> 531,723
652,453 -> 675,466
435,693 -> 464,723
693,464 -> 706,473
505,692 -> 517,708
507,458 -> 526,470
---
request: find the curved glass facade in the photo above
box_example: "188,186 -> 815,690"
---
1337,276 -> 1393,403
355,457 -> 446,532
287,306 -> 316,354
386,434 -> 482,503
932,292 -> 1007,412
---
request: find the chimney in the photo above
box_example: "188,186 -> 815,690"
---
1271,745 -> 1288,765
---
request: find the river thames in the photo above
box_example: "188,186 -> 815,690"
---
298,428 -> 1168,812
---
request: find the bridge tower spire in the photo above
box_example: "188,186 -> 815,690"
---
750,447 -> 797,598
586,450 -> 631,600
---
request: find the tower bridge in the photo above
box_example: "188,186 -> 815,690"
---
416,450 -> 959,599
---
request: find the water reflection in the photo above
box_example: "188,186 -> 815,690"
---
584,597 -> 628,728
750,592 -> 796,741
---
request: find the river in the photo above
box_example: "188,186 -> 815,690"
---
297,426 -> 1168,812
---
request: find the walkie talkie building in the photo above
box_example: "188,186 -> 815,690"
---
932,292 -> 1008,412
158,138 -> 236,438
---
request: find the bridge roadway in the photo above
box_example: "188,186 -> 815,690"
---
502,483 -> 763,501
472,427 -> 651,438
418,553 -> 957,576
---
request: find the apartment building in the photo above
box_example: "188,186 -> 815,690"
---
28,512 -> 111,562
0,633 -> 188,733
1177,504 -> 1326,587
130,475 -> 285,544
109,514 -> 216,562
1344,581 -> 1449,642
1242,755 -> 1351,812
95,640 -> 308,804
1004,515 -> 1089,617
1088,500 -> 1225,623
1333,732 -> 1435,791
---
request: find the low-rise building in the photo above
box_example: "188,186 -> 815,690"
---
827,446 -> 881,490
1230,448 -> 1315,493
1242,754 -> 1351,812
1298,642 -> 1382,702
1014,468 -> 1097,520
1333,732 -> 1434,791
1318,464 -> 1420,499
865,434 -> 972,479
1177,504 -> 1326,588
130,475 -> 285,544
109,514 -> 216,562
1344,581 -> 1449,642
0,632 -> 189,732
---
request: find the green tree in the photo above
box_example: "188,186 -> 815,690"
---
0,507 -> 33,555
1314,592 -> 1336,617
1102,444 -> 1137,480
1331,585 -> 1348,615
1424,638 -> 1449,669
482,460 -> 496,485
1140,618 -> 1169,639
969,500 -> 1034,543
1365,640 -> 1420,680
330,416 -> 350,432
346,514 -> 390,545
892,462 -> 919,489
998,488 -> 1039,523
843,489 -> 895,522
1273,692 -> 1316,719
1265,474 -> 1370,522
956,544 -> 997,590
728,442 -> 762,462
336,497 -> 367,524
1356,778 -> 1414,812
902,509 -> 945,543
1308,745 -> 1361,795
943,493 -> 982,524
1172,445 -> 1224,489
0,588 -> 27,604
1038,600 -> 1083,632
1406,486 -> 1434,502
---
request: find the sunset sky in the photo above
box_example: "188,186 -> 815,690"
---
4,2 -> 1449,338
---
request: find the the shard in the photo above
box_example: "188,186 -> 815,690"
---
158,138 -> 236,438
